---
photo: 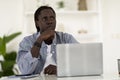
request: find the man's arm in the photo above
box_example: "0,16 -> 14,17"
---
17,30 -> 55,74
31,30 -> 55,58
31,37 -> 42,58
17,51 -> 39,74
17,37 -> 40,74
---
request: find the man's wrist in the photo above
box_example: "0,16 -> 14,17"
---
34,41 -> 41,47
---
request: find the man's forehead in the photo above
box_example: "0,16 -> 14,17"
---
40,9 -> 55,16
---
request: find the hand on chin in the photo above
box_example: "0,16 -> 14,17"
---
44,39 -> 53,45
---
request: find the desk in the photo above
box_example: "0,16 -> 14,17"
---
0,74 -> 120,80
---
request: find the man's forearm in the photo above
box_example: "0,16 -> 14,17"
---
31,37 -> 43,58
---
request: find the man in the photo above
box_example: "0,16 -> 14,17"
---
17,6 -> 78,75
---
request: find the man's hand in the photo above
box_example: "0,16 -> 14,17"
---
44,64 -> 57,75
31,30 -> 55,57
40,30 -> 55,41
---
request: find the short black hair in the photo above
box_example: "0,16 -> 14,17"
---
34,6 -> 56,32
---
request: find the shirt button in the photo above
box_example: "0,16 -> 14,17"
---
53,43 -> 56,45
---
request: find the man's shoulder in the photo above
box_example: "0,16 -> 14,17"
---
55,31 -> 75,43
56,31 -> 72,37
21,32 -> 38,43
24,32 -> 38,39
55,31 -> 79,43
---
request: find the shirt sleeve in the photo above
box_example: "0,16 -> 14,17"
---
17,51 -> 39,74
16,36 -> 40,74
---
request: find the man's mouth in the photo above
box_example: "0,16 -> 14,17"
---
47,26 -> 55,30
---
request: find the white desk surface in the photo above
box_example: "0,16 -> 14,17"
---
0,74 -> 120,80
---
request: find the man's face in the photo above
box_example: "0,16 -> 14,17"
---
36,9 -> 56,33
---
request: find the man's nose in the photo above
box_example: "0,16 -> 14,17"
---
46,19 -> 53,24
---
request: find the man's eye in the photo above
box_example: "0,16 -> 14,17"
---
42,17 -> 47,21
50,17 -> 55,20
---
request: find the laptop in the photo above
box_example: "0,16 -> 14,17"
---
56,43 -> 103,77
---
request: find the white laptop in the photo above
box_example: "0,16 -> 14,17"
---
56,43 -> 103,77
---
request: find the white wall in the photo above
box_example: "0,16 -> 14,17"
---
0,0 -> 23,52
102,0 -> 120,75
